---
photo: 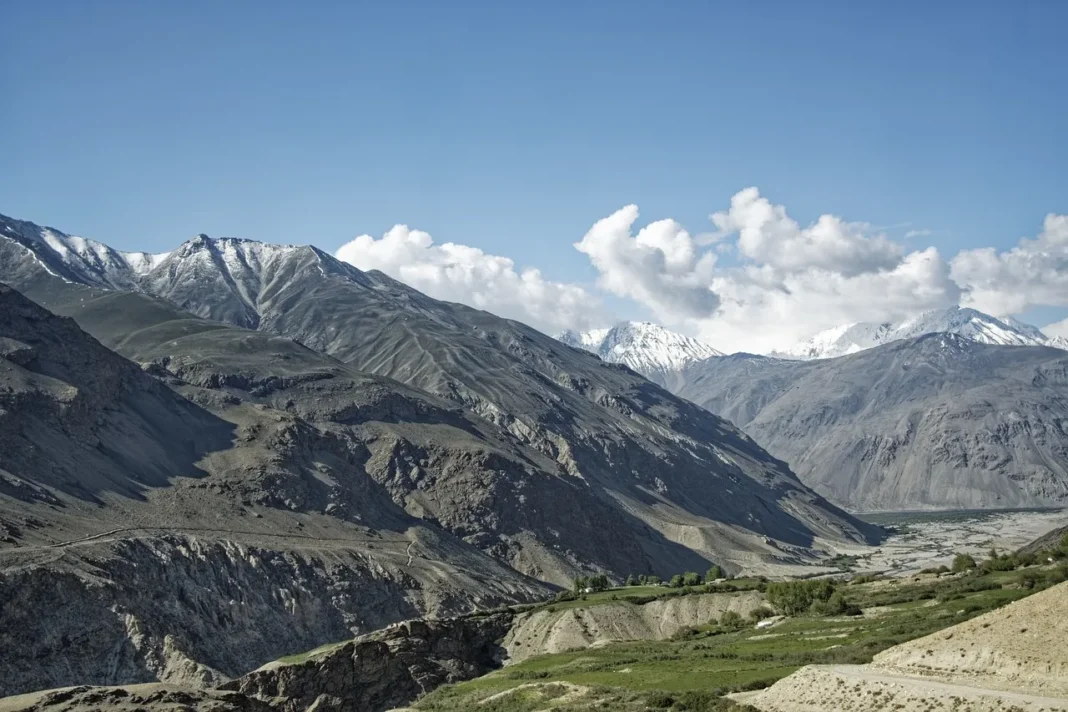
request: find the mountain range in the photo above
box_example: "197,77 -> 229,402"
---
770,308 -> 1068,360
0,211 -> 875,696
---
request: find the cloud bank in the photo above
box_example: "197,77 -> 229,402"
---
336,225 -> 604,333
336,189 -> 1068,353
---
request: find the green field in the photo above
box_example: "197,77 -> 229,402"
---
415,565 -> 1067,712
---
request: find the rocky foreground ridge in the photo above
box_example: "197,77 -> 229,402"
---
0,614 -> 512,712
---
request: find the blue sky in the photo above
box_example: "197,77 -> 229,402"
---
4,1 -> 1067,350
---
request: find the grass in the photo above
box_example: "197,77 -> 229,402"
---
415,566 -> 1065,711
274,639 -> 348,665
529,579 -> 765,614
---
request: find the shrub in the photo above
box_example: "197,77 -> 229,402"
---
951,553 -> 977,573
626,574 -> 637,586
646,574 -> 662,585
811,591 -> 862,617
588,573 -> 610,592
918,565 -> 950,575
682,571 -> 703,586
719,610 -> 745,629
766,579 -> 837,615
748,606 -> 776,622
553,589 -> 577,602
706,564 -> 724,581
669,574 -> 686,588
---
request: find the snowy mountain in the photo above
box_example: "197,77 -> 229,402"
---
558,322 -> 723,383
771,307 -> 1068,360
0,213 -> 169,290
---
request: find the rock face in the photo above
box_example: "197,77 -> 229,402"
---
0,684 -> 275,712
227,614 -> 513,712
674,335 -> 1068,512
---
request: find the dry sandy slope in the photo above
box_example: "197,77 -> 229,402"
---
744,582 -> 1068,712
504,591 -> 764,662
872,580 -> 1068,696
741,664 -> 1068,712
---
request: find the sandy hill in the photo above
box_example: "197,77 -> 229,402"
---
746,581 -> 1068,712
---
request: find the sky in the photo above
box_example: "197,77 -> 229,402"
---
4,1 -> 1068,352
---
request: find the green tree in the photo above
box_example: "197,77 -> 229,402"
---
682,571 -> 702,587
646,574 -> 661,585
588,573 -> 610,592
765,580 -> 837,615
706,565 -> 723,581
572,576 -> 588,594
626,574 -> 637,586
668,574 -> 685,588
951,553 -> 977,573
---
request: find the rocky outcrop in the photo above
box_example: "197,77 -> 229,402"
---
504,591 -> 764,662
0,684 -> 275,712
226,614 -> 513,712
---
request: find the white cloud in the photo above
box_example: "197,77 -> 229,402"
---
952,214 -> 1068,316
333,191 -> 1068,355
572,189 -> 958,353
905,228 -> 933,239
1044,317 -> 1068,340
336,225 -> 604,334
710,187 -> 903,276
573,205 -> 719,319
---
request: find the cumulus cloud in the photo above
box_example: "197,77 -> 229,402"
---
336,225 -> 604,334
572,188 -> 959,352
952,214 -> 1068,316
573,205 -> 719,318
332,191 -> 1068,355
1044,317 -> 1068,340
710,187 -> 903,276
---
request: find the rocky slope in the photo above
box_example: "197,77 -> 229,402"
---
674,335 -> 1068,512
1,212 -> 879,580
0,283 -> 553,696
0,613 -> 515,712
228,614 -> 513,712
502,590 -> 764,662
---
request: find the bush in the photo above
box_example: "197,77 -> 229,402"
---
748,606 -> 776,622
553,589 -> 577,602
951,553 -> 977,573
669,574 -> 686,588
706,564 -> 724,581
766,579 -> 837,615
626,574 -> 637,586
811,591 -> 862,617
918,565 -> 950,575
682,571 -> 703,586
646,574 -> 662,585
719,610 -> 746,629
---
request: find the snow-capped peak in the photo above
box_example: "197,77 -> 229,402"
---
772,306 -> 1065,360
558,321 -> 723,377
0,213 -> 170,289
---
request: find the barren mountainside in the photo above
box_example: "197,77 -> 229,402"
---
675,335 -> 1068,511
0,210 -> 879,697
